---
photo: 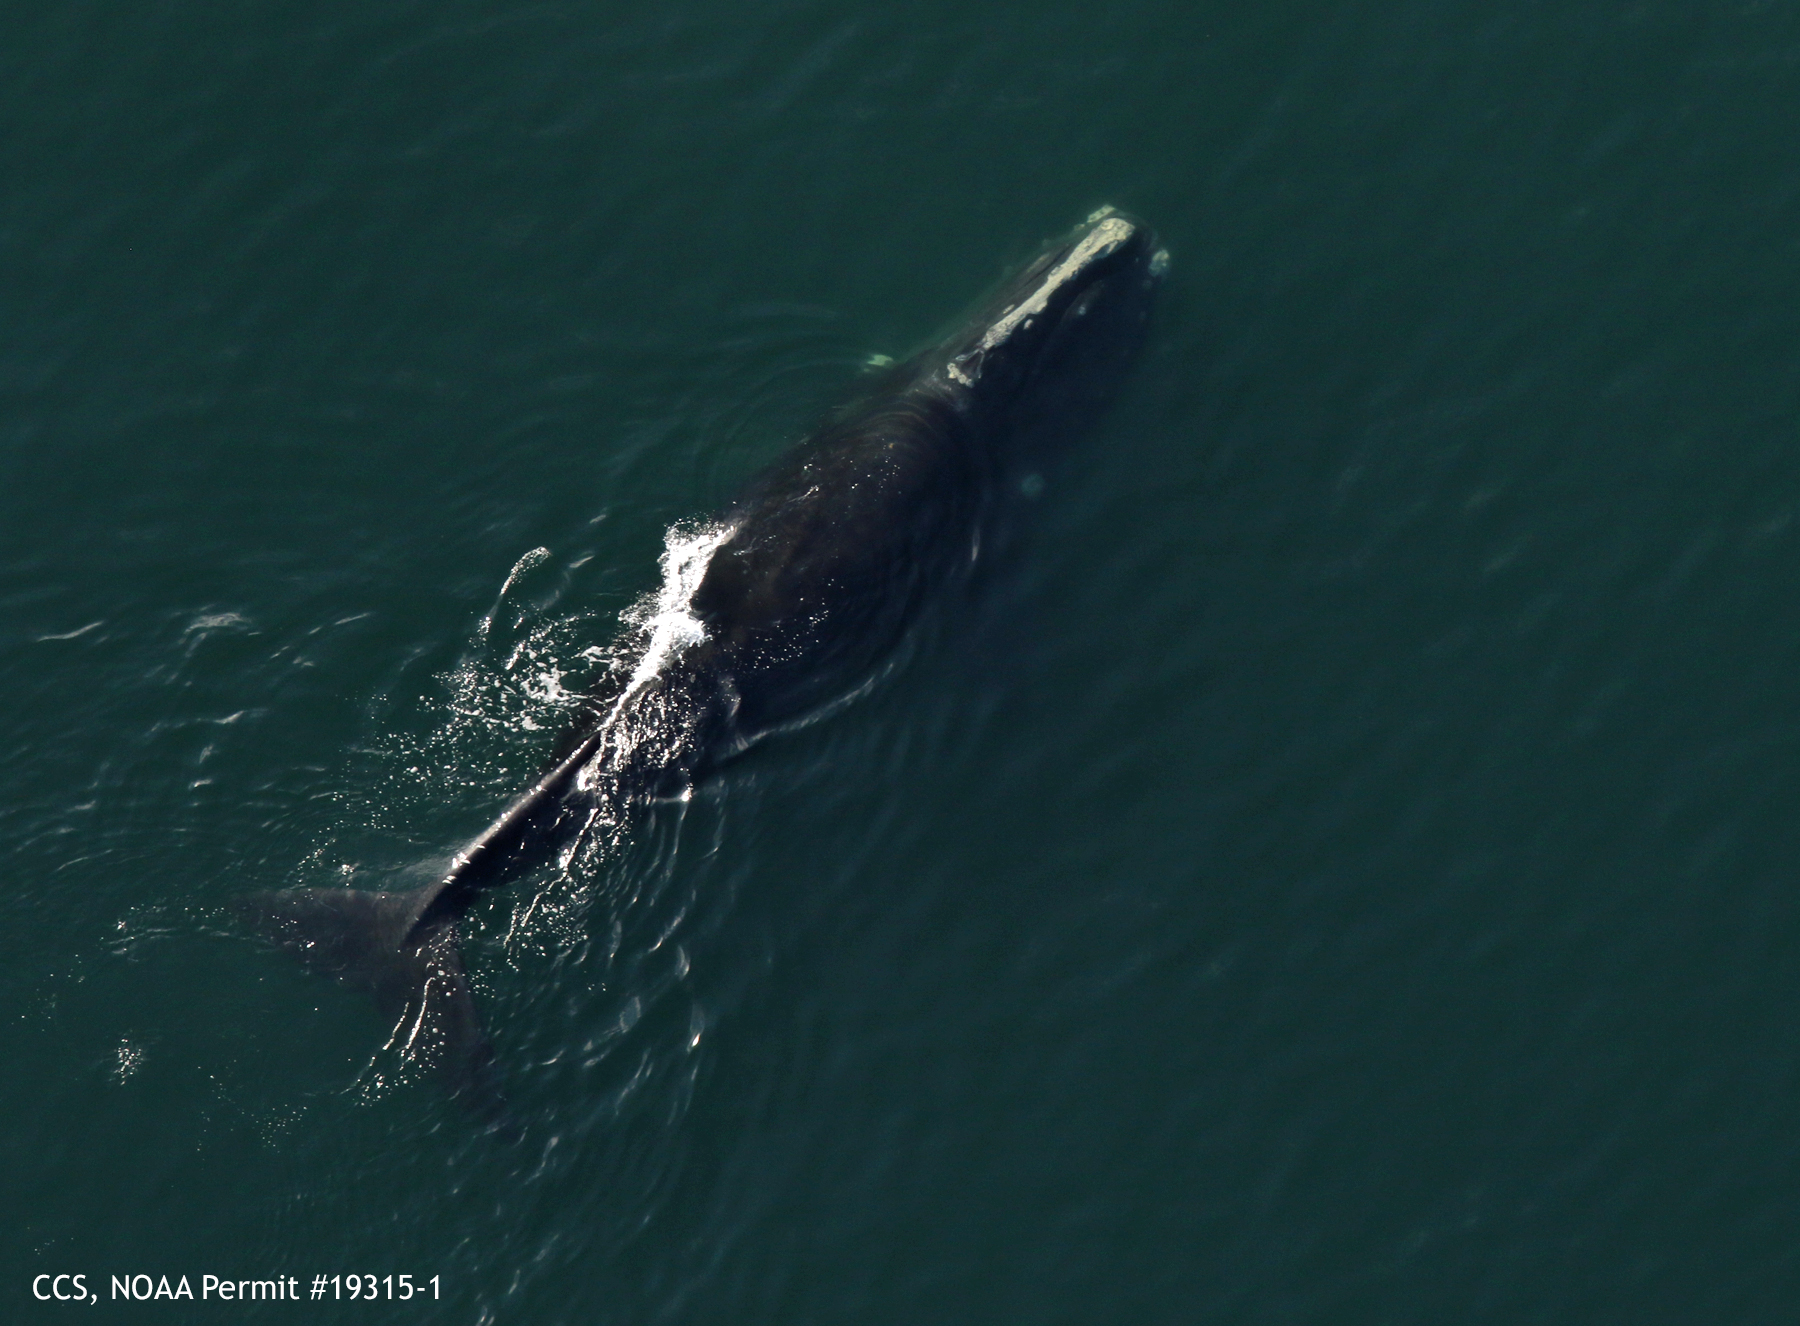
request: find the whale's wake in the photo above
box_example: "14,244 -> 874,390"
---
243,521 -> 738,1122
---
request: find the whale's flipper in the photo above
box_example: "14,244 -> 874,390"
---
238,887 -> 507,1125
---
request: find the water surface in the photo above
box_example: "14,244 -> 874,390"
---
7,1 -> 1800,1321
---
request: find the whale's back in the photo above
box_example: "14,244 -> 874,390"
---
690,386 -> 980,734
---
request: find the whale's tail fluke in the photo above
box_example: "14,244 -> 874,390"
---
237,887 -> 508,1128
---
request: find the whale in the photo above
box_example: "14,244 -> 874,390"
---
242,208 -> 1167,1120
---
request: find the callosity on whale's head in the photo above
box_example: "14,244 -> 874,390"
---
928,207 -> 1168,437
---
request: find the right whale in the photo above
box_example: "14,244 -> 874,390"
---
242,208 -> 1168,1120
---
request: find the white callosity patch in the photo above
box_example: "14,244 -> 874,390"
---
947,215 -> 1138,387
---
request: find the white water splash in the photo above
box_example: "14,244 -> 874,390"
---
327,520 -> 737,976
616,522 -> 735,704
480,520 -> 718,942
563,521 -> 733,801
114,1039 -> 146,1082
478,545 -> 551,641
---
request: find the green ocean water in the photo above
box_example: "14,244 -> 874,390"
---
7,0 -> 1800,1320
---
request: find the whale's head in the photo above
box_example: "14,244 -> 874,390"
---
930,207 -> 1167,438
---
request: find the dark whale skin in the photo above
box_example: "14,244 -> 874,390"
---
239,209 -> 1167,1124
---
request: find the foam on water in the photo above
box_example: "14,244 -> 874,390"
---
617,522 -> 735,703
568,521 -> 736,799
473,521 -> 735,973
348,517 -> 733,1099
